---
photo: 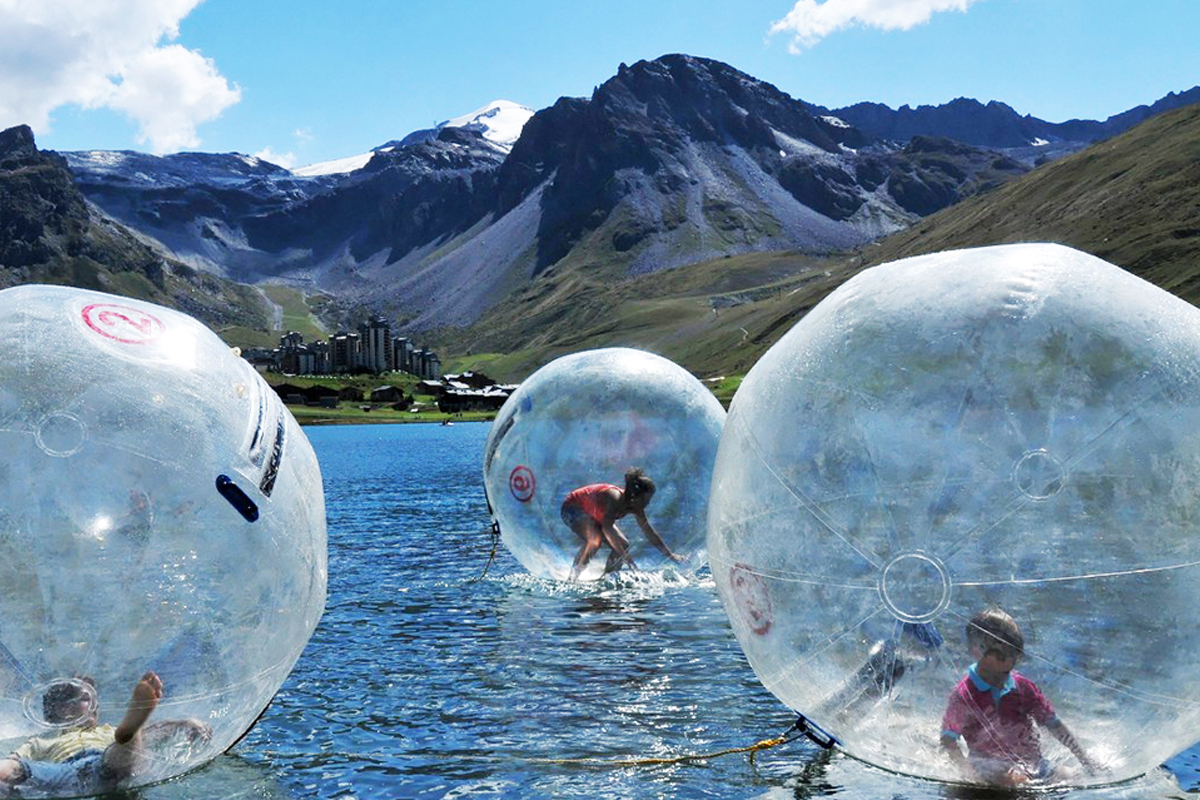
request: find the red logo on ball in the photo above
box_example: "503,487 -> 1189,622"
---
509,466 -> 535,502
82,304 -> 166,345
730,563 -> 773,636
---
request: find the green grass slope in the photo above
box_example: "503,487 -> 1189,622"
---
435,249 -> 862,381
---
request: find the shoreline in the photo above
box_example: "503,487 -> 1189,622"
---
291,410 -> 496,427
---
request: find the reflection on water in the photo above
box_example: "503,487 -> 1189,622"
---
106,754 -> 294,799
133,422 -> 1198,799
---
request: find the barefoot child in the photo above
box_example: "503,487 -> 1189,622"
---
0,671 -> 208,797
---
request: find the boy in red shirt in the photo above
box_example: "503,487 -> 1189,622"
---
941,608 -> 1096,786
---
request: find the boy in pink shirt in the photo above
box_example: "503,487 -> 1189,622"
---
941,608 -> 1096,786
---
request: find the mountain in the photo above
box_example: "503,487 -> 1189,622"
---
0,124 -> 270,330
33,52 -> 1199,366
62,148 -> 333,281
242,124 -> 510,295
444,101 -> 1200,382
62,54 -> 1029,333
812,86 -> 1200,161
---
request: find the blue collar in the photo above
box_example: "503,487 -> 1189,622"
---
969,662 -> 1016,706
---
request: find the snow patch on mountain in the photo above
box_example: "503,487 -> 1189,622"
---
441,100 -> 533,149
293,100 -> 533,177
293,152 -> 375,177
772,128 -> 835,160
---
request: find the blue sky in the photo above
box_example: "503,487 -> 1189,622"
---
2,0 -> 1198,170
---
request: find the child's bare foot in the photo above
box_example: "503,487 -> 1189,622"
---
114,671 -> 163,745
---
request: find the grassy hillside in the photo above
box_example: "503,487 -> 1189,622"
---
219,285 -> 330,349
433,249 -> 862,381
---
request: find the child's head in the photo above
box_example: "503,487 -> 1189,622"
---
966,607 -> 1024,662
43,676 -> 97,725
624,467 -> 656,509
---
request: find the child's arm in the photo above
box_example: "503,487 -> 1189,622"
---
632,512 -> 685,562
599,522 -> 637,570
1047,719 -> 1096,774
940,733 -> 972,778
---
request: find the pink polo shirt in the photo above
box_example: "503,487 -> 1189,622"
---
942,665 -> 1059,766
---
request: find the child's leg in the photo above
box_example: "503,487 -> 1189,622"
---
601,526 -> 636,573
103,671 -> 163,780
568,516 -> 605,580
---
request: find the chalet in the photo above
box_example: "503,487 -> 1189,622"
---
304,385 -> 339,408
272,383 -> 307,405
437,386 -> 511,413
370,385 -> 405,403
416,379 -> 446,398
271,383 -> 338,408
443,371 -> 496,389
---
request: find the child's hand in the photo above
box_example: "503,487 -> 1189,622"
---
1002,766 -> 1031,786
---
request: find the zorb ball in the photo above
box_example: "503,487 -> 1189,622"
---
483,348 -> 725,581
708,243 -> 1200,786
0,286 -> 325,790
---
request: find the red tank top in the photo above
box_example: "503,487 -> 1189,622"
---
564,484 -> 621,523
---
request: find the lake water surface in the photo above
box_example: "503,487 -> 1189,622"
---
130,422 -> 1200,799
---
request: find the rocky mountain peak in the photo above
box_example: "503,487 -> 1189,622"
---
0,124 -> 40,167
600,54 -> 863,153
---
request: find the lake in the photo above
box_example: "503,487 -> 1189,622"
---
130,422 -> 1200,799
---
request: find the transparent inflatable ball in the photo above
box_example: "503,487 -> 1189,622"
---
709,244 -> 1200,786
0,285 -> 326,794
484,348 -> 725,581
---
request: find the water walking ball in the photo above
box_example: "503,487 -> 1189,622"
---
707,243 -> 1200,786
0,285 -> 326,791
483,348 -> 725,581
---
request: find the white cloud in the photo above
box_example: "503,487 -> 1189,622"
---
770,0 -> 983,52
254,146 -> 296,170
0,0 -> 240,153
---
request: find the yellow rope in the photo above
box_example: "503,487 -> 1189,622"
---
534,736 -> 789,767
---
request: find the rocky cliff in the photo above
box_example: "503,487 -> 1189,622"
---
1,124 -> 269,329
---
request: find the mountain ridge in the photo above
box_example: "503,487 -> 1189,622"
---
296,99 -> 534,177
811,86 -> 1200,151
442,102 -> 1200,382
59,54 -> 1042,332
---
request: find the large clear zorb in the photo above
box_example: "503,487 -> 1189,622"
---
0,285 -> 326,791
484,348 -> 724,581
708,244 -> 1200,786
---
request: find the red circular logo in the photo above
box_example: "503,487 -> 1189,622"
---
730,563 -> 773,636
509,466 -> 535,502
82,304 -> 166,345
